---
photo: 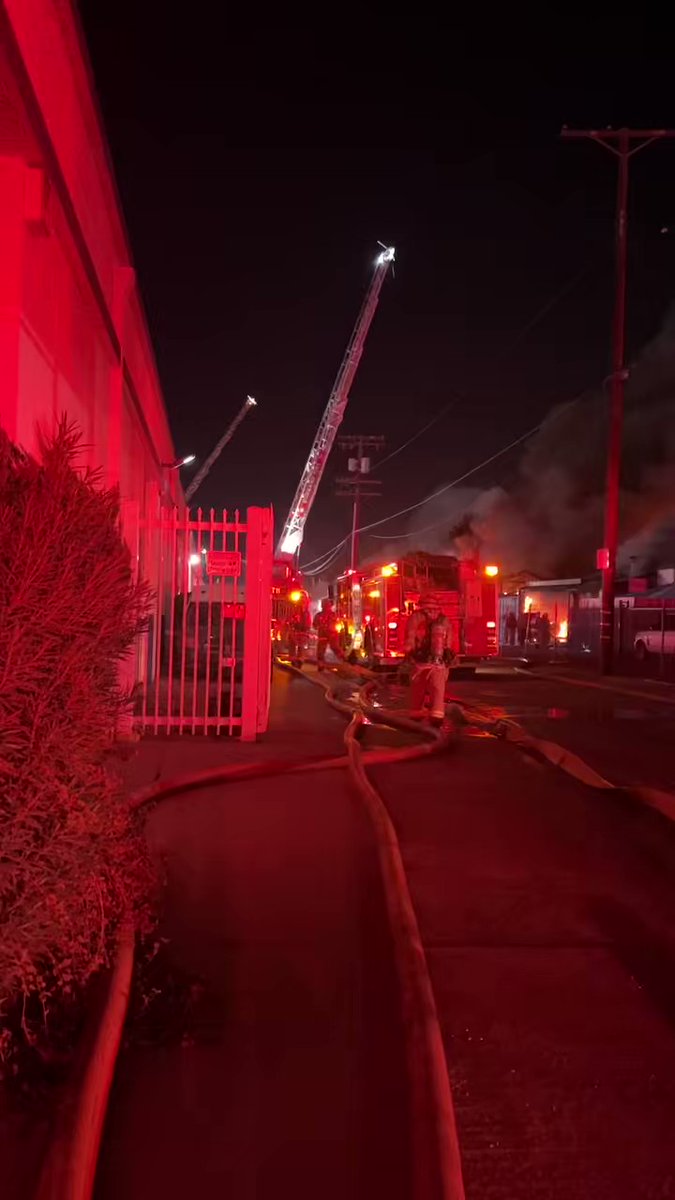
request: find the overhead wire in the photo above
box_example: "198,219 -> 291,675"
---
376,398 -> 458,471
300,263 -> 593,571
356,421 -> 541,536
372,261 -> 591,476
300,420 -> 541,570
369,385 -> 589,540
300,537 -> 350,576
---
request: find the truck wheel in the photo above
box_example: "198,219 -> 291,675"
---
635,640 -> 649,663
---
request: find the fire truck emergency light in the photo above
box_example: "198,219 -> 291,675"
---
484,564 -> 499,577
289,590 -> 303,603
381,563 -> 398,577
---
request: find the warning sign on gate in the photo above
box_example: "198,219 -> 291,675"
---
206,550 -> 242,577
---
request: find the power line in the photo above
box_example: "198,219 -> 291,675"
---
373,263 -> 591,475
300,534 -> 350,574
300,419 -> 542,569
369,384 -> 591,540
377,400 -> 458,471
359,422 -> 541,536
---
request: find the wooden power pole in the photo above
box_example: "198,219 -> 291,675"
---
336,435 -> 384,571
562,127 -> 675,674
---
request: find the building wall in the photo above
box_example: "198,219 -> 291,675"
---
0,2 -> 180,531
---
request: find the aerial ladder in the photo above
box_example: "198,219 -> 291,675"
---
185,394 -> 257,504
277,244 -> 395,557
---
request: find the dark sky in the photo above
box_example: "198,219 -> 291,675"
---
77,5 -> 675,568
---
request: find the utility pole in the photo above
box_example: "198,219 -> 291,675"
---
336,435 -> 384,571
562,127 -> 675,674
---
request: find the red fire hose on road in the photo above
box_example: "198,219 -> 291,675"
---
37,663 -> 465,1200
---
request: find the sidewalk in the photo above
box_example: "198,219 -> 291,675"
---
120,668 -> 349,792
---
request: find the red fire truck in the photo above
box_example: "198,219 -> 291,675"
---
335,552 -> 499,667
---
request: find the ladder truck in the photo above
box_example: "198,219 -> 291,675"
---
272,244 -> 395,660
277,244 -> 395,557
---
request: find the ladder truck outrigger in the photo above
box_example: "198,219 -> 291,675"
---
272,244 -> 395,663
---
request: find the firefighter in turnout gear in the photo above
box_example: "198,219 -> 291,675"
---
313,599 -> 343,671
404,593 -> 454,723
288,593 -> 311,668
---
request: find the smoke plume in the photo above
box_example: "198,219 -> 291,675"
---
403,310 -> 675,578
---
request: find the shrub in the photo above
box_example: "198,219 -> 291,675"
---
0,421 -> 154,1064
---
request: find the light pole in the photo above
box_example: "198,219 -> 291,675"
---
562,127 -> 675,673
162,453 -> 196,470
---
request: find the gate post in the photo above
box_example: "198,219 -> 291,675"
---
241,506 -> 273,740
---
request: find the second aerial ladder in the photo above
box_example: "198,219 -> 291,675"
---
277,244 -> 395,557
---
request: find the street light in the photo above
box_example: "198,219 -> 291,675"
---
162,453 -> 196,469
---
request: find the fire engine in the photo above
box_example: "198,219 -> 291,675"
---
335,553 -> 499,667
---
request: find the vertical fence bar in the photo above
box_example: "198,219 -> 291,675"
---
215,510 -> 227,735
229,510 -> 239,734
140,514 -> 151,731
191,509 -> 202,734
152,510 -> 165,733
178,507 -> 190,733
203,509 -> 216,734
166,506 -> 178,733
142,605 -> 151,729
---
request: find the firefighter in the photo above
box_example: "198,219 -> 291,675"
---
538,612 -> 551,650
505,610 -> 518,647
404,593 -> 454,723
313,598 -> 343,671
288,597 -> 311,668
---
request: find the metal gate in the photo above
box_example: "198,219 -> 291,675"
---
128,504 -> 273,738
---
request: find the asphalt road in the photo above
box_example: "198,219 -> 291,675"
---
95,674 -> 413,1200
372,734 -> 675,1198
95,668 -> 675,1198
448,666 -> 675,793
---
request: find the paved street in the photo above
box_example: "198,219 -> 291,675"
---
373,736 -> 675,1198
96,674 -> 414,1200
96,668 -> 675,1198
449,665 -> 675,793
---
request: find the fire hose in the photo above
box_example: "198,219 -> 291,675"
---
36,662 -> 465,1200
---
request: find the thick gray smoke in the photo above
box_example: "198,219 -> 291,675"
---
403,310 -> 675,578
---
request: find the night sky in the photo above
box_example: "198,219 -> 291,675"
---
78,6 -> 675,568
